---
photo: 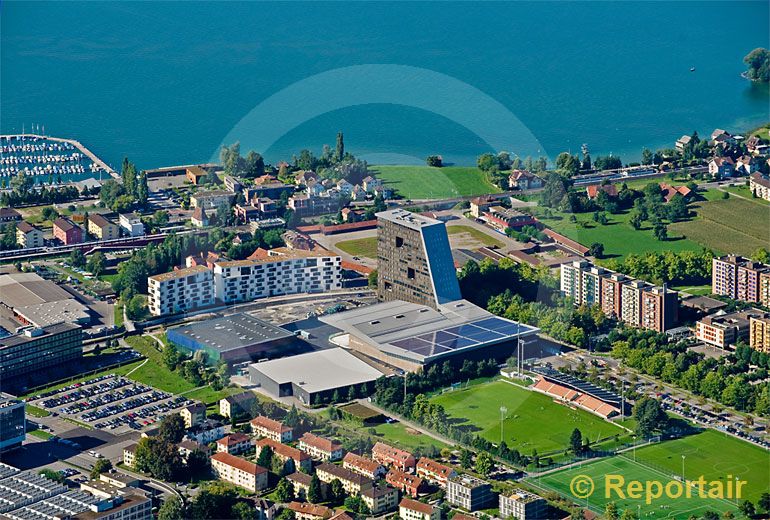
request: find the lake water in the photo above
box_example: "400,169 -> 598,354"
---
1,1 -> 768,171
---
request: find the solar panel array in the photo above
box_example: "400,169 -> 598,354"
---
390,316 -> 522,357
533,367 -> 621,405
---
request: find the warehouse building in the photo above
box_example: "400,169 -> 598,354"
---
248,348 -> 383,405
167,313 -> 296,365
0,272 -> 90,330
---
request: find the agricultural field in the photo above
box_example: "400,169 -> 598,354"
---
430,380 -> 628,456
372,165 -> 501,199
336,236 -> 378,258
670,196 -> 770,256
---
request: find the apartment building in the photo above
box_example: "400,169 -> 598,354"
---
446,475 -> 496,512
386,468 -> 425,498
122,444 -> 137,468
0,395 -> 26,452
287,472 -> 315,501
216,433 -> 253,455
219,392 -> 257,419
738,262 -> 769,303
761,272 -> 770,308
750,314 -> 770,353
580,266 -> 606,307
315,462 -> 373,495
211,452 -> 268,493
376,209 -> 462,309
343,452 -> 387,479
119,213 -> 144,237
250,415 -> 293,442
372,442 -> 416,472
361,484 -> 399,515
640,286 -> 678,333
177,440 -> 208,463
499,491 -> 547,520
53,217 -> 83,245
298,432 -> 344,461
0,207 -> 22,227
0,323 -> 83,380
600,273 -> 628,319
712,255 -> 742,298
16,222 -> 44,249
213,250 -> 342,304
399,498 -> 440,520
560,260 -> 588,303
255,438 -> 313,473
87,214 -> 119,240
620,280 -> 650,328
147,265 -> 214,316
190,190 -> 234,209
180,401 -> 206,428
749,172 -> 770,201
185,419 -> 225,445
695,309 -> 766,349
288,502 -> 333,520
416,457 -> 456,488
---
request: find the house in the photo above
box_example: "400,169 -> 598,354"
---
122,443 -> 138,468
343,452 -> 387,479
508,170 -> 543,190
191,206 -> 209,227
298,432 -> 344,461
675,135 -> 692,152
658,183 -> 693,203
749,172 -> 770,201
315,462 -> 373,495
735,155 -> 758,175
0,207 -> 22,228
585,184 -> 618,200
216,433 -> 253,455
711,129 -> 736,148
53,217 -> 83,244
287,472 -> 314,500
372,442 -> 416,472
16,221 -> 44,248
399,498 -> 440,520
185,419 -> 225,444
177,440 -> 208,463
307,180 -> 326,197
186,166 -> 208,185
254,498 -> 278,520
386,468 -> 425,497
295,170 -> 319,186
251,415 -> 293,442
708,157 -> 735,178
362,176 -> 382,193
361,483 -> 399,515
336,179 -> 354,196
180,401 -> 206,428
87,214 -> 119,240
211,452 -> 268,493
287,502 -> 333,520
220,392 -> 257,419
351,184 -> 367,201
374,185 -> 394,199
416,457 -> 456,488
469,196 -> 495,218
255,438 -> 313,473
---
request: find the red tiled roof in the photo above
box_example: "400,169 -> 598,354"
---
372,442 -> 414,463
251,415 -> 292,434
585,184 -> 618,199
300,432 -> 342,453
542,228 -> 590,255
288,502 -> 332,519
399,498 -> 435,515
217,433 -> 251,447
344,452 -> 382,474
256,438 -> 310,461
417,457 -> 454,479
211,452 -> 266,475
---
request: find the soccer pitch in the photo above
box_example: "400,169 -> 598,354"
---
430,380 -> 628,456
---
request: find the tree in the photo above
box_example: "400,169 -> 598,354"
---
90,457 -> 113,479
569,428 -> 583,454
158,414 -> 186,443
426,155 -> 443,167
187,449 -> 210,477
257,445 -> 274,469
743,48 -> 770,82
86,251 -> 106,276
69,248 -> 86,268
620,510 -> 638,520
459,448 -> 472,469
739,500 -> 755,517
276,510 -> 296,520
244,151 -> 266,178
162,344 -> 183,371
477,153 -> 499,172
474,451 -> 494,477
653,223 -> 668,241
758,492 -> 770,513
232,502 -> 259,520
589,242 -> 605,259
605,502 -> 620,520
308,474 -> 323,503
334,131 -> 345,163
275,478 -> 295,503
641,148 -> 653,166
158,498 -> 185,520
367,269 -> 378,289
125,294 -> 147,321
137,171 -> 149,206
633,397 -> 667,438
41,206 -> 58,221
329,478 -> 345,502
556,152 -> 580,176
752,247 -> 770,264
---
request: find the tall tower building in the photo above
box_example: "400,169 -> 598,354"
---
376,209 -> 461,309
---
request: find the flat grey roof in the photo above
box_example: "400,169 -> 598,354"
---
376,209 -> 443,231
168,313 -> 294,353
0,322 -> 81,349
0,273 -> 89,328
249,347 -> 383,394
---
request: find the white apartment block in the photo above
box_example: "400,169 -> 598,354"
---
16,222 -> 44,249
621,280 -> 649,327
560,260 -> 588,303
214,251 -> 342,304
147,266 -> 214,316
580,266 -> 605,306
211,452 -> 268,493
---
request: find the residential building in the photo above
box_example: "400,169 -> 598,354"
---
288,502 -> 333,520
213,250 -> 342,304
53,217 -> 83,244
749,172 -> 770,201
361,484 -> 399,515
216,433 -> 253,455
469,196 -> 495,218
416,457 -> 456,488
315,462 -> 373,495
621,280 -> 650,328
376,209 -> 462,309
122,444 -> 138,468
250,415 -> 294,442
640,286 -> 678,332
507,170 -> 543,190
343,452 -> 387,479
224,175 -> 243,193
0,323 -> 83,380
294,170 -> 318,186
87,214 -> 119,240
147,265 -> 214,316
386,468 -> 424,498
446,475 -> 496,512
695,309 -> 767,349
180,401 -> 206,428
600,273 -> 628,319
15,221 -> 44,248
372,442 -> 416,472
351,185 -> 367,201
738,261 -> 769,303
362,176 -> 382,193
399,498 -> 440,520
713,255 -> 743,298
119,213 -> 144,237
0,207 -> 22,227
499,490 -> 547,520
220,392 -> 257,419
336,179 -> 354,196
287,472 -> 314,500
254,498 -> 278,520
675,135 -> 692,152
735,155 -> 758,175
191,190 -> 235,210
185,419 -> 225,444
298,432 -> 344,461
761,272 -> 770,308
659,183 -> 693,203
482,206 -> 537,232
186,165 -> 208,185
191,206 -> 209,227
560,260 -> 589,303
750,314 -> 770,353
0,395 -> 26,452
708,157 -> 735,178
713,255 -> 770,303
580,266 -> 606,307
255,438 -> 312,473
288,193 -> 343,217
211,452 -> 268,493
585,184 -> 618,200
177,440 -> 208,463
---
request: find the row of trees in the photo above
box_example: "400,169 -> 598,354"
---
602,249 -> 714,287
99,158 -> 148,212
0,174 -> 81,207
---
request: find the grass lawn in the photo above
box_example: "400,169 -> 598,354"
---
447,225 -> 504,248
749,122 -> 770,140
670,196 -> 770,256
28,430 -> 54,440
669,284 -> 711,296
535,453 -> 739,518
26,405 -> 50,418
123,335 -> 197,394
368,422 -> 451,453
113,301 -> 124,328
430,380 -> 628,457
721,184 -> 770,205
336,237 -> 378,259
372,165 -> 501,200
533,208 -> 702,261
183,386 -> 245,411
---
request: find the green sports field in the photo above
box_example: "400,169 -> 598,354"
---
372,165 -> 501,199
430,380 -> 628,456
336,236 -> 379,258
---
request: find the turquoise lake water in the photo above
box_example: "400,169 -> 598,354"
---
1,1 -> 768,171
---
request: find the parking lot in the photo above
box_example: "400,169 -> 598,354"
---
27,374 -> 196,435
